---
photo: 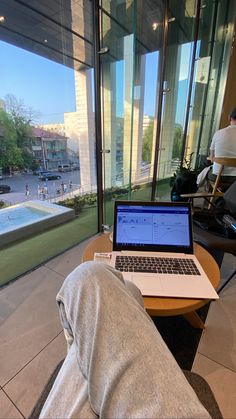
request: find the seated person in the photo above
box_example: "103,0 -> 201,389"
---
208,107 -> 236,189
40,262 -> 210,418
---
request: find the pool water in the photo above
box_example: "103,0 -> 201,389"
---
0,206 -> 49,233
0,200 -> 75,248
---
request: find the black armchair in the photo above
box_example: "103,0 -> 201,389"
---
193,181 -> 236,293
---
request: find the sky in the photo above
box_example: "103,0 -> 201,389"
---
0,41 -> 76,124
0,40 -> 192,127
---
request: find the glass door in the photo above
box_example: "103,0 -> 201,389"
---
130,1 -> 165,201
100,0 -> 166,228
188,0 -> 236,164
99,0 -> 136,227
155,0 -> 197,201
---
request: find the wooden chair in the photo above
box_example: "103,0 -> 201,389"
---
181,156 -> 236,209
208,157 -> 236,207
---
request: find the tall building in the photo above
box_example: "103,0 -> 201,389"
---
69,69 -> 96,192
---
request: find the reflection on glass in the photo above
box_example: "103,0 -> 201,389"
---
100,2 -> 135,225
185,0 -> 235,170
100,0 -> 166,219
155,0 -> 196,200
0,0 -> 97,267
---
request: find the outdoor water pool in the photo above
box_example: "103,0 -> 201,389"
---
0,200 -> 75,247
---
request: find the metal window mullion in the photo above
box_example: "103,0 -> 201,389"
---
128,0 -> 137,200
208,0 -> 231,137
180,0 -> 201,167
195,0 -> 219,162
93,0 -> 104,232
151,0 -> 169,201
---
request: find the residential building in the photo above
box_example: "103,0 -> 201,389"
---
39,123 -> 65,137
31,127 -> 68,170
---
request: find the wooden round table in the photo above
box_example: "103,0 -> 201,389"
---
82,234 -> 220,328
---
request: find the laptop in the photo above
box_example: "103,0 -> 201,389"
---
110,200 -> 219,300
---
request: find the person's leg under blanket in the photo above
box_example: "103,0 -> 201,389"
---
40,261 -> 210,419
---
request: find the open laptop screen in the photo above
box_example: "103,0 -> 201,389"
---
113,201 -> 193,254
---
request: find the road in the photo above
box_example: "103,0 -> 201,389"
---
0,170 -> 81,205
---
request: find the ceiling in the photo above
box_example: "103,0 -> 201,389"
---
0,0 -> 195,70
0,0 -> 93,70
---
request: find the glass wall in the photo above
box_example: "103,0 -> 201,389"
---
100,0 -> 165,226
155,0 -> 197,200
1,0 -> 236,284
100,0 -> 136,225
154,0 -> 236,199
185,0 -> 234,168
0,0 -> 98,285
99,0 -> 236,225
130,1 -> 165,201
202,0 -> 236,143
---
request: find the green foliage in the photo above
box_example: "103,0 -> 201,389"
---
172,124 -> 183,159
57,186 -> 133,215
142,120 -> 184,163
57,193 -> 98,215
0,200 -> 6,209
0,95 -> 36,171
0,108 -> 24,170
142,121 -> 183,163
104,186 -> 129,200
131,184 -> 141,191
142,119 -> 154,163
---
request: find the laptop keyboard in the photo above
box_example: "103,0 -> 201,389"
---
115,256 -> 200,275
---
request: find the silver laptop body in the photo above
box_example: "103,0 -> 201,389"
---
110,200 -> 219,300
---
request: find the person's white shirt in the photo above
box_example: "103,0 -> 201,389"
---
209,124 -> 236,175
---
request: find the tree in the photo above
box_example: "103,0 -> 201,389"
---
0,108 -> 23,172
4,94 -> 38,125
142,119 -> 154,164
172,124 -> 183,159
1,95 -> 39,170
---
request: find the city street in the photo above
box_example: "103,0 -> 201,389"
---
0,170 -> 81,205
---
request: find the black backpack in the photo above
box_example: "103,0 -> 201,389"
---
171,171 -> 198,202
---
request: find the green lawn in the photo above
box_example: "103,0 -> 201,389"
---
0,180 -> 171,287
0,207 -> 98,287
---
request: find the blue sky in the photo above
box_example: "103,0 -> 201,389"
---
0,40 -> 191,127
0,41 -> 76,124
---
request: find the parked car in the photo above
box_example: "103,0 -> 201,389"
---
58,164 -> 72,172
0,184 -> 11,194
38,172 -> 61,181
71,163 -> 80,170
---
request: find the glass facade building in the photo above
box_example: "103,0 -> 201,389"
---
0,0 -> 236,269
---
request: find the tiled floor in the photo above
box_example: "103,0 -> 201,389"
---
0,236 -> 236,418
192,253 -> 236,418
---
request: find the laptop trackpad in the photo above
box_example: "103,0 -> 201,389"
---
131,274 -> 164,295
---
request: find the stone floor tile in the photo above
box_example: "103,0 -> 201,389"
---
0,266 -> 64,385
0,389 -> 24,418
196,293 -> 236,372
192,353 -> 236,419
44,236 -> 94,276
3,332 -> 66,418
